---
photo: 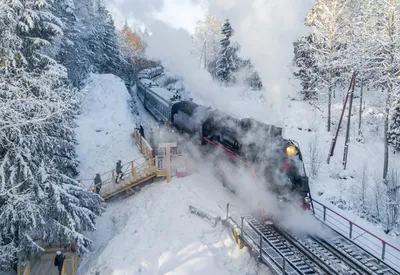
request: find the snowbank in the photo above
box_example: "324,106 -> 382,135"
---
76,74 -> 140,185
78,170 -> 270,275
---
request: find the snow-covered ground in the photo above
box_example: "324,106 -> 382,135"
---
156,73 -> 400,252
76,74 -> 140,186
78,170 -> 270,275
75,73 -> 271,275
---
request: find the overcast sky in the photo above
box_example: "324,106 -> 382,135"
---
105,0 -> 208,34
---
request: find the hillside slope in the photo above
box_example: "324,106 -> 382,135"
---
75,74 -> 270,275
76,74 -> 140,185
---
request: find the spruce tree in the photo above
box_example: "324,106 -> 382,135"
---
90,0 -> 125,77
0,0 -> 104,270
216,19 -> 238,85
53,0 -> 94,87
293,34 -> 318,100
388,100 -> 400,153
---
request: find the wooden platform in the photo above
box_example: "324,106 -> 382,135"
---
102,174 -> 156,200
30,259 -> 57,275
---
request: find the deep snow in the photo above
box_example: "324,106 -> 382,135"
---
75,74 -> 271,275
79,171 -> 270,275
76,74 -> 140,186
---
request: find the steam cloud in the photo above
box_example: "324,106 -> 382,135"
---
208,0 -> 314,121
109,0 -> 326,237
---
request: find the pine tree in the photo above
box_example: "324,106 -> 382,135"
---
52,0 -> 93,87
0,0 -> 104,270
90,0 -> 125,77
240,59 -> 263,90
216,19 -> 238,85
388,100 -> 400,153
293,34 -> 318,100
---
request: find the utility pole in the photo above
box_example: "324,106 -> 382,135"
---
343,72 -> 356,170
327,72 -> 356,164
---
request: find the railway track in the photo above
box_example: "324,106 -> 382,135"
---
229,213 -> 400,275
274,225 -> 397,275
298,232 -> 400,275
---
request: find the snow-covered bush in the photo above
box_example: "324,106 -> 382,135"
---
350,163 -> 369,217
305,133 -> 323,179
369,168 -> 400,234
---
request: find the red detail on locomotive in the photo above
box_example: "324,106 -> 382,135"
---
282,161 -> 290,172
202,137 -> 257,179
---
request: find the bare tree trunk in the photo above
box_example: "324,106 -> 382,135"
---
358,77 -> 364,136
328,78 -> 332,132
383,86 -> 391,181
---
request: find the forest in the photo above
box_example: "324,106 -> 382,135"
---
0,0 -> 399,272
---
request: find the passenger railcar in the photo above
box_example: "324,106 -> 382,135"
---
136,69 -> 179,124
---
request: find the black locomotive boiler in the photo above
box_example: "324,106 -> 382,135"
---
171,101 -> 312,211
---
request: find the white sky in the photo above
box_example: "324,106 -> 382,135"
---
105,0 -> 208,34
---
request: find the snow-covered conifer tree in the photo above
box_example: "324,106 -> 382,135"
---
388,100 -> 400,153
0,0 -> 104,270
293,34 -> 319,100
90,0 -> 125,77
216,19 -> 239,85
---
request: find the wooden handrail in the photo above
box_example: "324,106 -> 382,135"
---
78,155 -> 148,182
86,157 -> 158,192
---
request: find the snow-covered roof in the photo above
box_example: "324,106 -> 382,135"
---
148,87 -> 177,104
141,79 -> 157,86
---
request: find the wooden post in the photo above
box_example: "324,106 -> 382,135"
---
112,170 -> 115,184
131,161 -> 135,178
158,142 -> 177,183
327,72 -> 356,164
343,73 -> 356,170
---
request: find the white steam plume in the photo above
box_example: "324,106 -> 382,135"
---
208,0 -> 314,123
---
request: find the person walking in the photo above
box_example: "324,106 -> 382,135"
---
115,160 -> 123,183
94,173 -> 102,194
54,251 -> 66,275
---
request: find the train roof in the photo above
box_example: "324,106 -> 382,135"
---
141,79 -> 157,86
172,101 -> 209,116
149,87 -> 177,104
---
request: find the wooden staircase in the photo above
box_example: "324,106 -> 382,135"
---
18,244 -> 79,275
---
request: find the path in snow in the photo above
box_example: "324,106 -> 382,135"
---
76,74 -> 141,186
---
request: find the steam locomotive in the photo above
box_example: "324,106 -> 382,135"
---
136,68 -> 312,211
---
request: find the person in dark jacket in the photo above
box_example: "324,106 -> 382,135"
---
94,173 -> 102,194
54,251 -> 66,275
139,123 -> 145,138
115,160 -> 123,183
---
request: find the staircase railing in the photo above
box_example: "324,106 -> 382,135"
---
83,157 -> 155,196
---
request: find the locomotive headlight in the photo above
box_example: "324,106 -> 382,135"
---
286,145 -> 297,156
304,196 -> 311,204
278,196 -> 286,203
